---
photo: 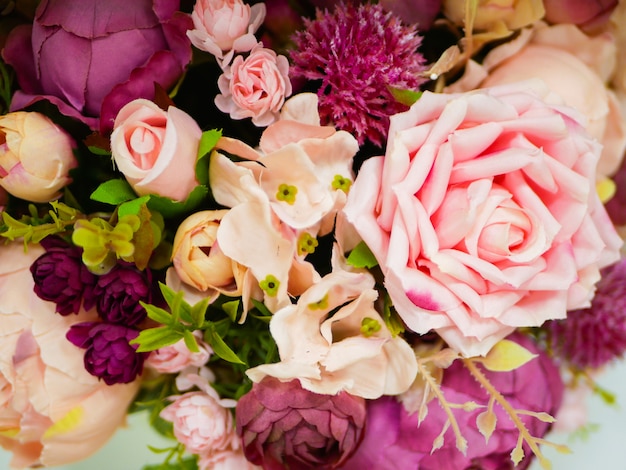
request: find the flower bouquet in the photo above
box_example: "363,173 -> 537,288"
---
0,0 -> 625,469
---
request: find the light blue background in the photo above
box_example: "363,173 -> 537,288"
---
1,362 -> 626,469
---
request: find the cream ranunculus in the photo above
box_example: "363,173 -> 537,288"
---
0,111 -> 76,203
0,243 -> 139,468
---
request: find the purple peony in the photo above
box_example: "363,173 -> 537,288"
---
92,262 -> 152,326
290,2 -> 427,147
67,322 -> 145,385
30,237 -> 96,315
342,334 -> 564,470
2,0 -> 192,133
236,376 -> 366,470
549,259 -> 626,369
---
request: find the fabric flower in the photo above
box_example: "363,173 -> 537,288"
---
290,3 -> 427,146
30,237 -> 97,315
146,333 -> 212,374
0,243 -> 139,469
67,322 -> 146,385
91,262 -> 152,326
0,111 -> 76,203
236,376 -> 366,470
543,0 -> 618,33
110,99 -> 202,201
187,0 -> 266,65
246,270 -> 418,399
2,0 -> 192,133
344,81 -> 623,357
215,44 -> 291,127
342,334 -> 564,469
548,258 -> 626,368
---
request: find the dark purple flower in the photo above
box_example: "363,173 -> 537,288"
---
342,334 -> 564,470
30,237 -> 96,315
236,376 -> 366,470
67,321 -> 145,385
290,2 -> 427,146
92,262 -> 152,326
2,0 -> 192,133
549,259 -> 626,369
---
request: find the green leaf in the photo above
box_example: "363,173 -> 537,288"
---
90,179 -> 137,205
147,185 -> 209,218
190,297 -> 210,328
142,457 -> 198,470
142,303 -> 173,325
346,241 -> 379,269
87,145 -> 111,156
130,327 -> 184,352
250,298 -> 273,317
118,196 -> 151,218
205,324 -> 245,365
388,86 -> 423,106
478,340 -> 538,372
195,129 -> 222,185
222,300 -> 240,322
183,330 -> 200,353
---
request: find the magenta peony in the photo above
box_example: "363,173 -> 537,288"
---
2,0 -> 192,133
236,376 -> 366,469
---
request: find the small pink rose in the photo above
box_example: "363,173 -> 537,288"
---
0,111 -> 76,202
110,99 -> 201,201
344,82 -> 622,357
146,332 -> 212,374
215,44 -> 292,127
187,0 -> 266,65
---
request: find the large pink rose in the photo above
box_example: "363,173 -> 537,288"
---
0,243 -> 139,468
343,81 -> 622,357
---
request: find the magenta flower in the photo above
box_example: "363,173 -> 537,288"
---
236,376 -> 366,469
290,2 -> 427,146
342,334 -> 564,469
549,259 -> 626,369
2,0 -> 192,133
67,322 -> 145,385
30,237 -> 97,315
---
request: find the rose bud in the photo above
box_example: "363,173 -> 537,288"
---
110,99 -> 202,201
0,111 -> 76,202
237,376 -> 366,469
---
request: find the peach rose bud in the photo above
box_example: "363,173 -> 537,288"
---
110,99 -> 202,201
0,111 -> 76,203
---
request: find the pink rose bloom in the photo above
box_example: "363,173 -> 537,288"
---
0,111 -> 76,203
344,81 -> 622,357
2,0 -> 192,133
0,243 -> 140,468
110,99 -> 202,201
187,0 -> 266,65
215,44 -> 292,127
146,333 -> 212,374
198,446 -> 259,470
543,0 -> 618,33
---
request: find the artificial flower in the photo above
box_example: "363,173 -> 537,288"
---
236,376 -> 366,470
344,81 -> 623,357
379,0 -> 443,30
110,99 -> 202,201
0,111 -> 76,203
442,0 -> 545,33
290,2 -> 427,146
0,243 -> 139,468
146,333 -> 212,374
2,0 -> 193,132
543,0 -> 618,33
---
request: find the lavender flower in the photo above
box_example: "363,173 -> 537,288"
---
30,237 -> 96,315
92,262 -> 152,326
290,2 -> 427,147
67,322 -> 145,385
549,259 -> 626,369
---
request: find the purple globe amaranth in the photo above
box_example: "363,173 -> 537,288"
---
289,2 -> 427,147
67,321 -> 145,385
30,237 -> 97,315
549,259 -> 626,369
236,376 -> 366,470
342,334 -> 564,470
2,0 -> 192,134
92,262 -> 153,326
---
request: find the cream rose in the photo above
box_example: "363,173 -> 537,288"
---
344,81 -> 622,357
110,99 -> 202,201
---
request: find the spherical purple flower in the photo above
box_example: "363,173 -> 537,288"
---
290,2 -> 427,147
236,376 -> 366,470
30,237 -> 96,315
342,334 -> 564,470
92,262 -> 152,326
549,259 -> 626,369
67,322 -> 145,385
